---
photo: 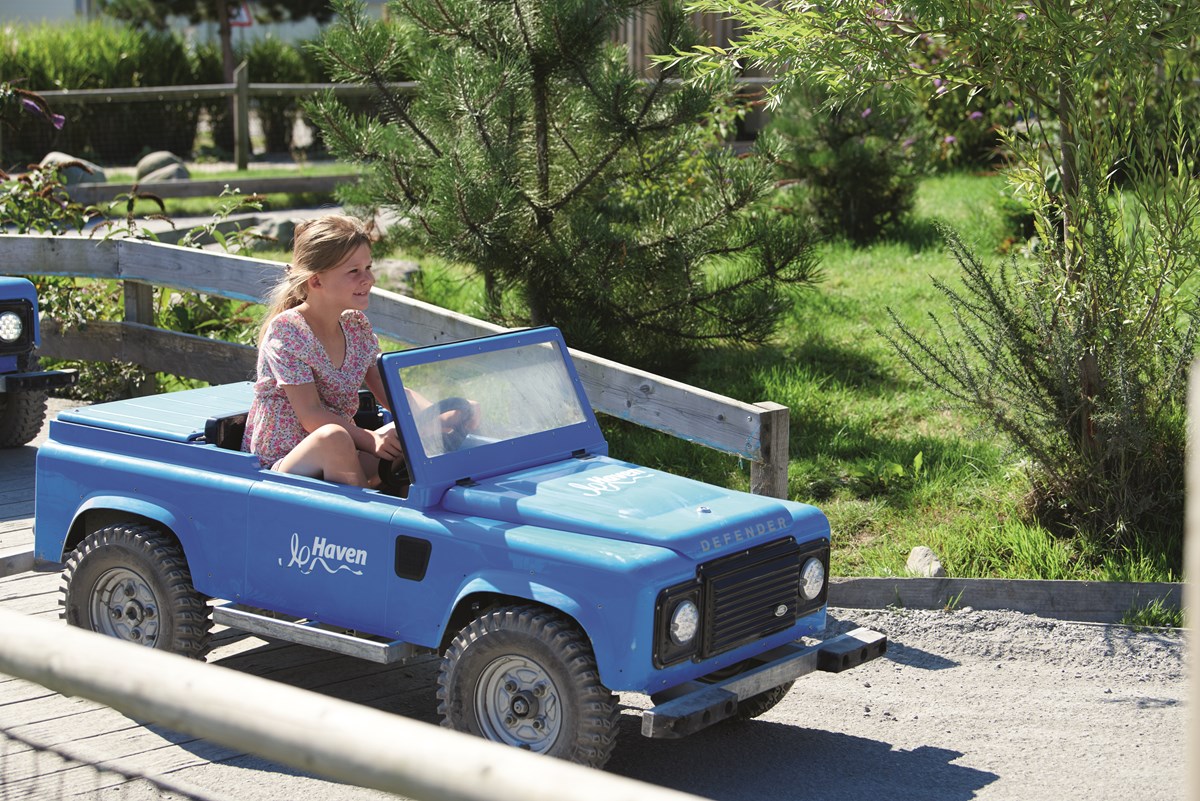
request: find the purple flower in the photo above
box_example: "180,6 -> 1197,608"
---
861,107 -> 873,118
1016,12 -> 1028,21
20,96 -> 65,130
968,111 -> 984,121
943,135 -> 957,144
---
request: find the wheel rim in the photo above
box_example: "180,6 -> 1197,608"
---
474,655 -> 562,752
89,567 -> 161,647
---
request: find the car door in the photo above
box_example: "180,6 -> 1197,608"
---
243,474 -> 397,636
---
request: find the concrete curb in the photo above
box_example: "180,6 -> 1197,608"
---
829,576 -> 1184,624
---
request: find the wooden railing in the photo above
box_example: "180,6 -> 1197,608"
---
0,607 -> 704,801
2,234 -> 790,498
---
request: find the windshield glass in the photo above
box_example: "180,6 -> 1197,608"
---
399,340 -> 588,458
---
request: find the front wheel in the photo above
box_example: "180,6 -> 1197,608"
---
734,681 -> 794,720
61,523 -> 211,659
0,354 -> 49,448
437,605 -> 619,768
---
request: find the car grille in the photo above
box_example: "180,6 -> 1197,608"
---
697,537 -> 804,658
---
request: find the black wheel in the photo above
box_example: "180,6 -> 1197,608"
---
697,660 -> 794,721
437,605 -> 619,768
0,354 -> 47,448
734,681 -> 794,720
61,523 -> 211,659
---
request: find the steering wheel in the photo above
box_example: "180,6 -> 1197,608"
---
377,457 -> 410,494
418,396 -> 475,452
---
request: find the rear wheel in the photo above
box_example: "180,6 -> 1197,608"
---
437,605 -> 619,767
61,523 -> 211,659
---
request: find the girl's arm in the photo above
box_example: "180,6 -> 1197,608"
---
283,382 -> 402,461
364,363 -> 390,412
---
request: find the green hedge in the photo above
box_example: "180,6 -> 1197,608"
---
0,22 -> 202,165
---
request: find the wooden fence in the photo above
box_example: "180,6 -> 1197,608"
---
2,234 -> 790,498
33,68 -> 406,171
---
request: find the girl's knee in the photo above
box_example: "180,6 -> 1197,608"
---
311,424 -> 355,450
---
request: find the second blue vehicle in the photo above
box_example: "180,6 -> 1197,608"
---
34,326 -> 885,768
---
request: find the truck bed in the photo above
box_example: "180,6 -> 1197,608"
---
56,382 -> 254,443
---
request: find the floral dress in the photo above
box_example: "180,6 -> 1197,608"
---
242,307 -> 380,467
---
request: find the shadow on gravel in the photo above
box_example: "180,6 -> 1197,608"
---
881,641 -> 960,671
828,614 -> 960,671
607,718 -> 997,801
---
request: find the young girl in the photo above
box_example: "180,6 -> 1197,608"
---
241,214 -> 402,487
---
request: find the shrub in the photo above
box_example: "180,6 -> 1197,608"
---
769,86 -> 933,245
886,99 -> 1198,569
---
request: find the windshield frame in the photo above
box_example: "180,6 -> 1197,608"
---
378,327 -> 606,496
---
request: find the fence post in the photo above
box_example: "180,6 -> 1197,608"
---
234,60 -> 250,171
123,275 -> 156,396
750,401 -> 789,499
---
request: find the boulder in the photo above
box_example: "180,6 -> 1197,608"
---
136,150 -> 186,180
906,545 -> 947,578
139,162 -> 191,183
39,152 -> 105,185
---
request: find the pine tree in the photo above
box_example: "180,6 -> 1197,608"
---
306,0 -> 819,370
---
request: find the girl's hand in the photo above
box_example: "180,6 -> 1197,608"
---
369,427 -> 403,461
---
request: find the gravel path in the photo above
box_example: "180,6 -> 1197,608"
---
604,608 -> 1187,801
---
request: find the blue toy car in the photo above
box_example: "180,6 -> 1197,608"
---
34,326 -> 884,767
0,276 -> 76,447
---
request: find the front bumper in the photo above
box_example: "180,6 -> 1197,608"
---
642,627 -> 887,738
0,369 -> 77,393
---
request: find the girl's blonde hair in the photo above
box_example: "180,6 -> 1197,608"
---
258,214 -> 372,345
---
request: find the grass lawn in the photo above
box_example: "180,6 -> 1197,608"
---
410,171 -> 1177,585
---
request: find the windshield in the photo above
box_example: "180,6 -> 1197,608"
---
399,340 -> 589,459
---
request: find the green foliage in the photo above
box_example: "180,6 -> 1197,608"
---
96,0 -> 335,28
0,22 -> 202,164
1120,598 -> 1184,630
0,163 -> 98,234
769,86 -> 933,244
886,179 -> 1196,565
306,0 -> 820,371
670,0 -> 1200,566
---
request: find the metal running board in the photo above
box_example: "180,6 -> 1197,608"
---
212,603 -> 430,664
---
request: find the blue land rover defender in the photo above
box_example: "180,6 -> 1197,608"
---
0,276 -> 76,447
34,326 -> 885,768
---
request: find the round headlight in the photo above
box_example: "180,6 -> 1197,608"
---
800,557 -> 826,601
669,599 -> 700,646
0,311 -> 23,343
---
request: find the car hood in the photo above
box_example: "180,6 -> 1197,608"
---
440,455 -> 828,559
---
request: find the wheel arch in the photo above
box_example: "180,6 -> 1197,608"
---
63,497 -> 188,563
440,582 -> 595,656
